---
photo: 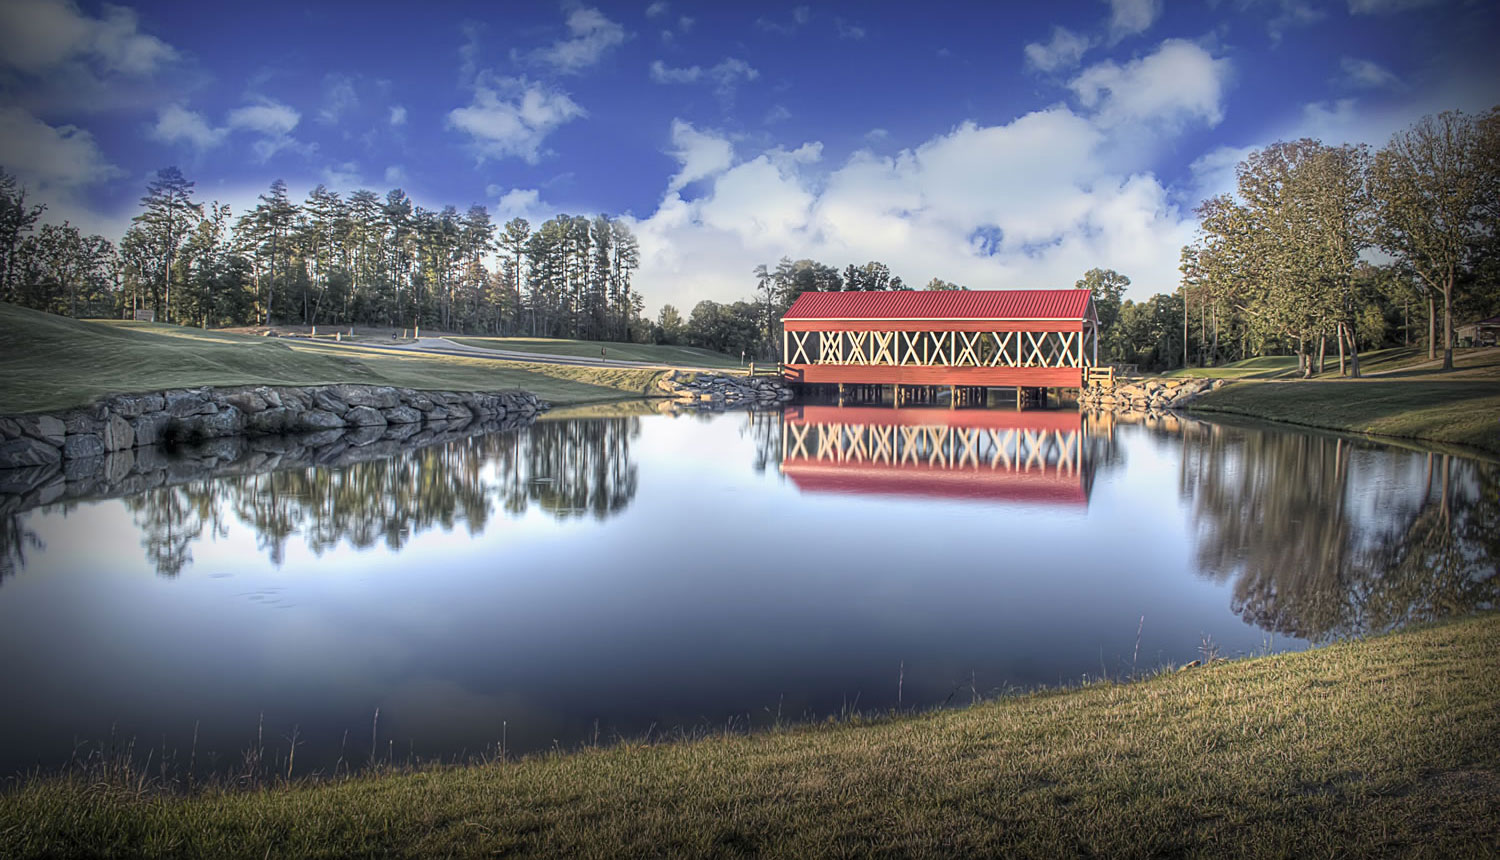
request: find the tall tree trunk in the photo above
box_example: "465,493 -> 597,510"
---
1441,276 -> 1453,371
1316,335 -> 1326,376
1345,323 -> 1361,378
1427,293 -> 1436,361
1336,322 -> 1347,376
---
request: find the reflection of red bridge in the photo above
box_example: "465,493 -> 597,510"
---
780,406 -> 1093,506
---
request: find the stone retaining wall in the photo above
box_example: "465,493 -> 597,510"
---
1077,377 -> 1228,414
0,413 -> 538,520
654,371 -> 795,407
0,384 -> 546,471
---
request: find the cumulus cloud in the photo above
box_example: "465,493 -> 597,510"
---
649,57 -> 758,102
628,104 -> 1203,316
535,6 -> 625,74
447,74 -> 586,163
0,106 -> 122,193
1068,39 -> 1232,129
665,119 -> 734,191
149,98 -> 308,160
1105,0 -> 1162,43
384,165 -> 407,184
389,105 -> 408,126
0,0 -> 176,76
226,97 -> 306,161
1338,56 -> 1402,90
645,1 -> 668,18
1024,26 -> 1092,72
150,103 -> 228,150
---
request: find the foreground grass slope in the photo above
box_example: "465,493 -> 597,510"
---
4,614 -> 1496,858
450,336 -> 742,368
0,304 -> 665,413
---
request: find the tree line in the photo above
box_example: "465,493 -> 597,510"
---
1179,107 -> 1499,375
0,168 -> 648,340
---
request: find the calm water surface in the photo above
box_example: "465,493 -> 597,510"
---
0,405 -> 1494,776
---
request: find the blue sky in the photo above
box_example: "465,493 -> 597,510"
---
1,0 -> 1496,313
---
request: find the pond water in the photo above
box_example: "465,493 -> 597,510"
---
0,405 -> 1494,778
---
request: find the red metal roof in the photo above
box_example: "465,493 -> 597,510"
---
781,289 -> 1093,322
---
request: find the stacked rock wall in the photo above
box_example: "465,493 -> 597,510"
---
1076,377 -> 1229,415
0,384 -> 545,471
655,371 -> 795,407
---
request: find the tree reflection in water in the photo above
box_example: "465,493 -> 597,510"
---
1177,421 -> 1498,641
108,418 -> 641,576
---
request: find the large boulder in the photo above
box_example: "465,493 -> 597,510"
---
0,437 -> 62,469
102,414 -> 135,452
344,405 -> 387,427
63,434 -> 105,460
297,409 -> 345,431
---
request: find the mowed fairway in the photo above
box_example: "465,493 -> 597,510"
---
0,303 -> 666,413
448,336 -> 743,368
2,614 -> 1496,858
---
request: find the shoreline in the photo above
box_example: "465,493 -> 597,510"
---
3,613 -> 1494,857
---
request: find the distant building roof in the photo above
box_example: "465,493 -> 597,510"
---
781,289 -> 1094,322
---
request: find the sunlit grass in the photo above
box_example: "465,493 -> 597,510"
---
2,614 -> 1496,858
0,303 -> 667,412
449,336 -> 743,368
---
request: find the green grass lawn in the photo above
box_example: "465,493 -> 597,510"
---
3,613 -> 1495,858
449,336 -> 744,368
1177,348 -> 1500,456
0,304 -> 667,413
1165,346 -> 1447,380
1190,378 -> 1500,455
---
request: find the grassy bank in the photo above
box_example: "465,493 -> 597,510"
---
3,614 -> 1496,858
449,335 -> 742,368
1183,349 -> 1500,455
0,304 -> 667,413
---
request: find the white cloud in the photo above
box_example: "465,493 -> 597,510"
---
149,104 -> 228,150
319,74 -> 359,125
494,188 -> 542,220
1068,39 -> 1232,130
678,16 -> 695,33
1348,0 -> 1441,12
0,106 -> 122,194
649,57 -> 758,102
227,98 -> 300,136
321,161 -> 363,189
629,105 -> 1202,316
1024,26 -> 1092,73
447,74 -> 586,163
1338,56 -> 1402,90
536,6 -> 625,74
389,105 -> 408,126
665,119 -> 734,191
1261,0 -> 1326,43
764,104 -> 792,124
0,0 -> 175,76
834,18 -> 866,40
755,6 -> 810,35
226,97 -> 306,162
384,165 -> 407,185
649,60 -> 701,84
645,1 -> 668,18
1105,0 -> 1162,43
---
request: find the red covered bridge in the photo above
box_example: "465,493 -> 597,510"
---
780,289 -> 1103,391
